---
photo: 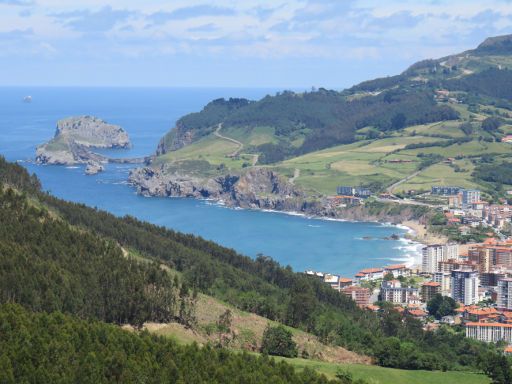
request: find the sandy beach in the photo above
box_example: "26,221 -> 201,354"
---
402,220 -> 448,245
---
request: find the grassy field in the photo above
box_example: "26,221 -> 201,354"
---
276,357 -> 489,384
394,160 -> 478,193
400,140 -> 512,158
153,135 -> 252,170
278,136 -> 441,194
222,125 -> 278,146
403,121 -> 467,138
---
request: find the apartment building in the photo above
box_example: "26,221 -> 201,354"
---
421,243 -> 460,273
451,269 -> 479,305
466,322 -> 512,343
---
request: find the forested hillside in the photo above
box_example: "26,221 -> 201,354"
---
158,88 -> 459,162
0,180 -> 194,328
0,156 -> 502,378
156,35 -> 512,164
0,303 -> 339,384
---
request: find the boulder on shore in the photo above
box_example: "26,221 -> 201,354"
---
85,162 -> 105,175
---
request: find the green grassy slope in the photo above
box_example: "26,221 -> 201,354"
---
279,357 -> 489,384
149,34 -> 512,197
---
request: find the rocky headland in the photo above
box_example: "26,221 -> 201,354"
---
36,116 -> 133,174
128,165 -> 432,225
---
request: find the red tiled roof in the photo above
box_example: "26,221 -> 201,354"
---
422,281 -> 441,287
456,305 -> 478,313
466,307 -> 498,316
385,264 -> 406,270
339,278 -> 352,283
408,309 -> 427,317
359,268 -> 383,274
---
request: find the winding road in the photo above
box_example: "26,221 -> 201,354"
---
213,123 -> 244,158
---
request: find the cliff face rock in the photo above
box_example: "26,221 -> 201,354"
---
129,167 -> 310,211
35,116 -> 132,174
35,147 -> 75,165
156,125 -> 194,156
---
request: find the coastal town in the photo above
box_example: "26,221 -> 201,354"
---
308,184 -> 512,353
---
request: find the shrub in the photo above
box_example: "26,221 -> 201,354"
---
260,324 -> 298,358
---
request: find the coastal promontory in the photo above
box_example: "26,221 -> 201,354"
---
36,116 -> 131,174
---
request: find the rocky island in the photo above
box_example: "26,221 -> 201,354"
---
36,116 -> 131,174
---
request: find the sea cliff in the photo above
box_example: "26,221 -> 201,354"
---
129,166 -> 432,224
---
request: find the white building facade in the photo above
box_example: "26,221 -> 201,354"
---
451,269 -> 479,305
497,278 -> 512,310
379,280 -> 419,304
466,322 -> 512,343
422,243 -> 460,273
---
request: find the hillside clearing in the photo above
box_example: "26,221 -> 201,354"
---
276,357 -> 489,384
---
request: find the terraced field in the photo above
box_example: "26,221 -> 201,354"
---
278,136 -> 445,194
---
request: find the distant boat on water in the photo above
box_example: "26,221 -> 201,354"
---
23,95 -> 32,103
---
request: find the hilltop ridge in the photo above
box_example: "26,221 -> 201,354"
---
128,34 -> 512,216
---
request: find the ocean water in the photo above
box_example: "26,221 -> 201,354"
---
0,87 -> 422,277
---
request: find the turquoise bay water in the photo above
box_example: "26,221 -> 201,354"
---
0,87 -> 421,276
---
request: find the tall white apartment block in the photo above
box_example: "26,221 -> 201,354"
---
433,271 -> 452,296
451,269 -> 479,305
445,243 -> 459,261
497,278 -> 512,310
422,243 -> 459,273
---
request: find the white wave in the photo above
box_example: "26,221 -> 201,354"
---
395,224 -> 414,234
307,224 -> 321,228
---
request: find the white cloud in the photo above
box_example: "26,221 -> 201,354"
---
1,0 -> 512,85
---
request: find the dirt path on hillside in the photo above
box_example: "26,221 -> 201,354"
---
289,168 -> 300,184
213,123 -> 244,157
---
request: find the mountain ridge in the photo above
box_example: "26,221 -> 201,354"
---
130,34 -> 512,205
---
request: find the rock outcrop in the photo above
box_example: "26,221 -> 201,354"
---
155,125 -> 194,156
128,167 -> 320,211
129,165 -> 432,224
85,162 -> 105,175
36,116 -> 132,174
54,116 -> 131,149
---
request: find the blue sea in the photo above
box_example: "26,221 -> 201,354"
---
0,87 -> 422,277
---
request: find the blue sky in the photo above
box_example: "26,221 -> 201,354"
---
1,0 -> 512,88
